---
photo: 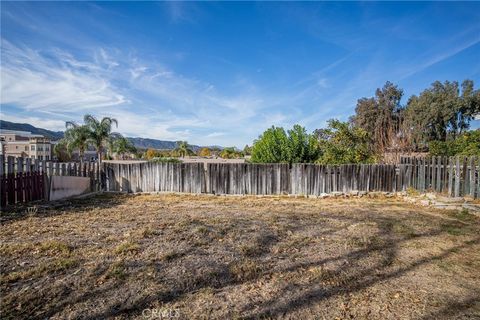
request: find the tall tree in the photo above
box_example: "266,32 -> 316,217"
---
111,136 -> 137,160
404,80 -> 480,148
174,141 -> 193,158
315,119 -> 375,165
251,125 -> 319,164
287,125 -> 320,163
53,140 -> 72,162
251,126 -> 289,163
83,114 -> 118,164
198,147 -> 211,157
63,122 -> 90,161
353,81 -> 404,155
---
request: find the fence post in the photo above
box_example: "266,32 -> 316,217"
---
448,157 -> 453,196
461,157 -> 467,197
477,157 -> 480,199
468,156 -> 475,199
7,156 -> 15,205
16,157 -> 24,203
0,156 -> 5,208
454,157 -> 460,197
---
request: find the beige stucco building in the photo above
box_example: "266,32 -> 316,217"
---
0,130 -> 53,160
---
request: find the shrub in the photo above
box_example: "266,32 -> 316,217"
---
149,157 -> 181,163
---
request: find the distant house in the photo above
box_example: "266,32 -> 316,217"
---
0,129 -> 53,160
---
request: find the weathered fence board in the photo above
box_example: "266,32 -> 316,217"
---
2,155 -> 479,208
1,156 -> 101,208
103,157 -> 479,199
104,162 -> 205,194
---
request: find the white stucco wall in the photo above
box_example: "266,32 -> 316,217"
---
50,176 -> 91,201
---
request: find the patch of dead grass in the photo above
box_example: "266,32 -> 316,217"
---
1,193 -> 479,319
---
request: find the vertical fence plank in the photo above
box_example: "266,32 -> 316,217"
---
454,157 -> 461,197
16,158 -> 24,203
469,156 -> 475,199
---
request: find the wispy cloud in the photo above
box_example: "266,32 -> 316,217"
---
399,37 -> 480,80
0,40 -> 278,146
1,40 -> 126,111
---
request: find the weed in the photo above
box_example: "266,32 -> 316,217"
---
161,250 -> 182,261
393,223 -> 417,238
0,240 -> 71,256
107,261 -> 128,280
114,241 -> 140,255
406,187 -> 419,196
39,240 -> 72,255
451,208 -> 474,222
238,243 -> 263,257
0,257 -> 78,284
229,258 -> 261,281
141,227 -> 159,238
195,226 -> 209,234
441,223 -> 465,236
346,235 -> 383,248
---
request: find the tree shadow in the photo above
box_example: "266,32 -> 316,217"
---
84,214 -> 475,319
0,193 -> 130,224
3,197 -> 479,319
240,237 -> 479,319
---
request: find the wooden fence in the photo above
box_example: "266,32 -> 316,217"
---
1,156 -> 101,207
399,156 -> 479,198
2,155 -> 479,207
104,162 -> 205,194
104,156 -> 479,199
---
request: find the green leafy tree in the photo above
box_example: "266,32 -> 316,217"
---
352,81 -> 404,155
198,147 -> 211,157
286,124 -> 320,163
404,80 -> 480,148
243,145 -> 252,156
174,141 -> 193,157
64,122 -> 90,161
251,125 -> 319,163
315,119 -> 375,164
53,140 -> 72,162
251,126 -> 289,163
220,147 -> 243,159
429,130 -> 480,156
83,114 -> 118,164
145,148 -> 159,160
111,137 -> 137,159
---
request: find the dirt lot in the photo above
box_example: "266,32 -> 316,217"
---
1,194 -> 479,319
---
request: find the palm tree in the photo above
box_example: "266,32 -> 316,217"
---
106,132 -> 124,159
54,140 -> 72,162
112,136 -> 137,160
64,122 -> 90,161
174,141 -> 193,158
83,114 -> 118,164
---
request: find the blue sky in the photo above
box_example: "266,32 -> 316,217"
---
1,2 -> 479,147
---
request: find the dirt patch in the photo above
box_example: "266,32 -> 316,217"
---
1,194 -> 479,319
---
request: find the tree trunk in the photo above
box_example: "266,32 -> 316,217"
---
97,150 -> 102,191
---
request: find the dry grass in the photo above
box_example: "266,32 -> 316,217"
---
1,193 -> 479,319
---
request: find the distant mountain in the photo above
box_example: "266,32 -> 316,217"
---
0,120 -> 64,140
0,120 -> 218,151
126,137 -> 203,152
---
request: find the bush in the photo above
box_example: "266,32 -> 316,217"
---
315,119 -> 375,164
149,157 -> 181,163
429,130 -> 480,156
251,125 -> 319,164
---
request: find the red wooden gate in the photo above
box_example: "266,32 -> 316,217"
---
1,171 -> 45,208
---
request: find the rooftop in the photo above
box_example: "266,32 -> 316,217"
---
0,129 -> 44,138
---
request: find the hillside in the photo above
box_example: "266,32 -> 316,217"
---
127,137 -> 201,151
0,120 -> 212,151
0,120 -> 64,140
